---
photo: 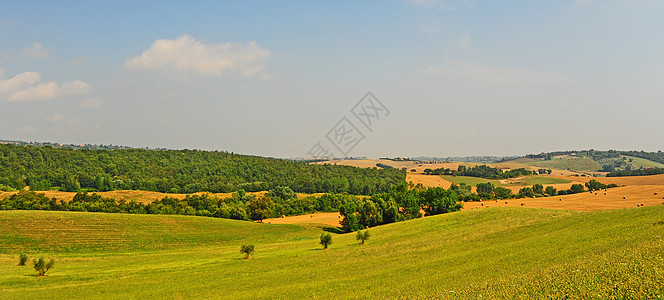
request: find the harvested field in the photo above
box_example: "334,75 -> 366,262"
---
406,173 -> 453,189
261,212 -> 342,227
463,185 -> 664,211
551,174 -> 664,186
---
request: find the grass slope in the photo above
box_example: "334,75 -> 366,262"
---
526,157 -> 602,173
1,207 -> 663,299
624,155 -> 664,169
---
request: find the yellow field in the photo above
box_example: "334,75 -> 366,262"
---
464,185 -> 664,211
261,212 -> 342,227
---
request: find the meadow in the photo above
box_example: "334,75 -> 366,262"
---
525,157 -> 601,173
2,206 -> 663,299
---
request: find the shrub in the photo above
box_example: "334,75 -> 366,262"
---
356,230 -> 370,245
18,253 -> 28,266
33,257 -> 55,276
240,244 -> 255,259
320,233 -> 332,249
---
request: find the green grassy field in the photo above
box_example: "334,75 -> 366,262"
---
1,207 -> 664,299
624,155 -> 664,169
519,176 -> 572,185
526,157 -> 602,172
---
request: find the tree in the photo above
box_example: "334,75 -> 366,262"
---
585,179 -> 607,191
493,186 -> 513,199
33,257 -> 55,276
518,187 -> 534,198
320,233 -> 332,249
268,186 -> 297,201
476,182 -> 495,199
18,253 -> 28,266
570,184 -> 585,194
247,196 -> 274,221
419,187 -> 461,215
532,184 -> 544,195
545,186 -> 557,196
356,230 -> 370,245
240,244 -> 255,259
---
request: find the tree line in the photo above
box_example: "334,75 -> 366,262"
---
0,188 -> 359,222
607,168 -> 664,177
0,144 -> 404,195
339,182 -> 463,231
423,165 -> 533,179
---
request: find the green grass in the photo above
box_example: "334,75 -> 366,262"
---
1,207 -> 664,299
527,157 -> 602,172
623,155 -> 664,169
519,176 -> 571,185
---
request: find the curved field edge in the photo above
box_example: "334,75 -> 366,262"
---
0,207 -> 663,299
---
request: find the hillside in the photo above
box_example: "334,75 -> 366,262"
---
0,144 -> 404,195
1,207 -> 663,298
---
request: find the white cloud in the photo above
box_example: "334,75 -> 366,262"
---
418,60 -> 573,85
0,70 -> 41,93
0,69 -> 90,102
81,97 -> 102,108
21,43 -> 52,59
125,35 -> 271,76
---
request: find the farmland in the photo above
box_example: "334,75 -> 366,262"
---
2,206 -> 664,298
2,151 -> 664,298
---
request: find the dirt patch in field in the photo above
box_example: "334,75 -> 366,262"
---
463,185 -> 664,211
261,212 -> 342,227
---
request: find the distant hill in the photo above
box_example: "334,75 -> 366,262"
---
0,139 -> 137,150
504,149 -> 664,173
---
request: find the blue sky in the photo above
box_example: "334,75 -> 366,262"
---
1,0 -> 662,158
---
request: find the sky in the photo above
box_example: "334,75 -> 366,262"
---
1,0 -> 662,158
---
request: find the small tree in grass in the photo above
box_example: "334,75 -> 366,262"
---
356,230 -> 370,245
18,253 -> 29,266
320,233 -> 332,249
33,257 -> 55,276
240,244 -> 255,259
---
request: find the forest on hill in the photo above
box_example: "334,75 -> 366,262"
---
0,144 -> 404,195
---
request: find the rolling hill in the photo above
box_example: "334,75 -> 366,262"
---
2,206 -> 663,298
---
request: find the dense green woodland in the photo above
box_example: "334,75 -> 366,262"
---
423,164 -> 533,178
0,144 -> 404,195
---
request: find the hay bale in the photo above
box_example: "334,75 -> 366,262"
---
623,196 -> 626,199
520,203 -> 524,206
